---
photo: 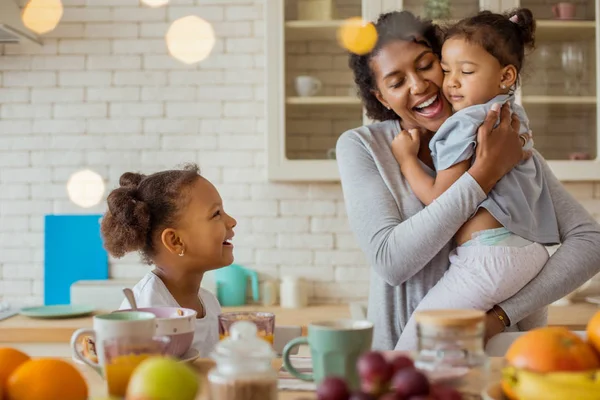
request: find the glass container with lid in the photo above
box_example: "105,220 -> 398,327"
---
414,309 -> 490,396
208,320 -> 278,400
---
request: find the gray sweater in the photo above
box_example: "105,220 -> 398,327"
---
337,119 -> 600,350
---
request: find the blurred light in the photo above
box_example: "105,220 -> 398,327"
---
166,16 -> 215,65
67,169 -> 105,208
337,17 -> 378,55
22,0 -> 63,35
141,0 -> 169,7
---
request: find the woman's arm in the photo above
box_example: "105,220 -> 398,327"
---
497,152 -> 600,325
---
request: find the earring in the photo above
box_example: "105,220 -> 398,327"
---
501,84 -> 507,89
387,106 -> 391,110
178,247 -> 185,257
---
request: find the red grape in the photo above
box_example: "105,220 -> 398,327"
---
357,351 -> 393,395
389,354 -> 415,374
348,392 -> 376,400
379,393 -> 405,400
390,368 -> 430,397
317,376 -> 351,400
430,384 -> 462,400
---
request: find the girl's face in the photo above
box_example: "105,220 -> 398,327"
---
441,37 -> 513,111
171,177 -> 237,271
370,39 -> 452,133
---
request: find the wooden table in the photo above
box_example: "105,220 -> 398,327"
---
1,302 -> 597,344
76,356 -> 503,399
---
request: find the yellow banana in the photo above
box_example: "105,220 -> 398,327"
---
502,367 -> 600,400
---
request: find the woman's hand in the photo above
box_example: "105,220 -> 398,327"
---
392,129 -> 421,164
469,103 -> 530,194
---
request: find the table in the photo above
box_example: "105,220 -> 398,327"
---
76,357 -> 503,399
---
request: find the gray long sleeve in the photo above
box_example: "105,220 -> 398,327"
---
499,151 -> 600,325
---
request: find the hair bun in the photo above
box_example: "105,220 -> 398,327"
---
509,8 -> 536,49
119,172 -> 146,189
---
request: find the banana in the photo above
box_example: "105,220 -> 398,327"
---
502,366 -> 600,400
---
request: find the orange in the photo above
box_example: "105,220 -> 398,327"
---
502,327 -> 600,400
587,310 -> 600,354
0,348 -> 30,387
6,359 -> 88,400
336,17 -> 378,55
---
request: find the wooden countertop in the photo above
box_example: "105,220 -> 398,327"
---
76,356 -> 503,399
0,302 -> 597,343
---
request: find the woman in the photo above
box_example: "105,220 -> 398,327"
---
336,10 -> 600,350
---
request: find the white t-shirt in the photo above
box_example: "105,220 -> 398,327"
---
119,271 -> 221,358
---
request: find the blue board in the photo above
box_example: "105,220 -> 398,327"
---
44,215 -> 108,305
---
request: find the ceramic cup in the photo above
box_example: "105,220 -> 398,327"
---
553,2 -> 576,19
70,311 -> 156,374
282,319 -> 373,390
295,75 -> 322,97
117,307 -> 197,357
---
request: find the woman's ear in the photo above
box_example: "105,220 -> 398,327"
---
160,228 -> 184,256
500,65 -> 518,89
372,89 -> 391,110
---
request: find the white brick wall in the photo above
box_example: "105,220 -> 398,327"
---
1,0 -> 600,307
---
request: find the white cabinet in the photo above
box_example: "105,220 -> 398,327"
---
266,0 -> 600,181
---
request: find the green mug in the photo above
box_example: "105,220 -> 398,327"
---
282,319 -> 373,390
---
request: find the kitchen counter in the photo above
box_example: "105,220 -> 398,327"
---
0,302 -> 597,343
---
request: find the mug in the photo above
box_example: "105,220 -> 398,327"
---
70,311 -> 156,375
553,2 -> 576,19
295,75 -> 322,97
282,319 -> 373,390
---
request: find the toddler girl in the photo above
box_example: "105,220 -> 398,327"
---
101,164 -> 237,357
392,9 -> 560,349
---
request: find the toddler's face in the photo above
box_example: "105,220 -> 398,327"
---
440,37 -> 505,111
176,177 -> 236,270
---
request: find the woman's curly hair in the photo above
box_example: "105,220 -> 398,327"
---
349,11 -> 443,122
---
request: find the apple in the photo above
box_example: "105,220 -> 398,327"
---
126,357 -> 199,400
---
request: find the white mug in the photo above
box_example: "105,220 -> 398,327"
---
295,75 -> 322,97
70,311 -> 156,374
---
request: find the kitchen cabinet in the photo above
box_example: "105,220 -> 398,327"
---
266,0 -> 600,180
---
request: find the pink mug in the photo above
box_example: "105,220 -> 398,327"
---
553,2 -> 576,19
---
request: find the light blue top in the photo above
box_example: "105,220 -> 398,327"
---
429,94 -> 560,244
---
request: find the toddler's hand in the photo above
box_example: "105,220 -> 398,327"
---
392,129 -> 420,164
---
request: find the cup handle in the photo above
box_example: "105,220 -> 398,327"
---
70,328 -> 102,375
312,79 -> 322,95
282,336 -> 313,381
552,4 -> 558,17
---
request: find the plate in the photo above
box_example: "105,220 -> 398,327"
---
178,347 -> 200,363
481,382 -> 507,400
20,304 -> 95,319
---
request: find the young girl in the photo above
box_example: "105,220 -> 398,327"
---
392,9 -> 560,349
100,164 -> 237,357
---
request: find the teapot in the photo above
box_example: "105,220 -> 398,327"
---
214,264 -> 260,306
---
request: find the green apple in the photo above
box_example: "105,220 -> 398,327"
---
126,357 -> 199,400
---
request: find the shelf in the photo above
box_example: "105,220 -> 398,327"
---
522,95 -> 596,104
286,96 -> 361,105
536,19 -> 596,41
285,19 -> 343,41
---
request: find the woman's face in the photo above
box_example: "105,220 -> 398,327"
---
370,39 -> 452,132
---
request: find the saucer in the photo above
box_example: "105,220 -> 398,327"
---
20,304 -> 95,319
178,347 -> 200,363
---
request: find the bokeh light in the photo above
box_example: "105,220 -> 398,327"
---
337,17 -> 378,55
166,16 -> 215,65
66,170 -> 105,208
22,0 -> 63,35
141,0 -> 169,7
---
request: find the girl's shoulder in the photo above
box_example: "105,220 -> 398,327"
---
119,271 -> 175,309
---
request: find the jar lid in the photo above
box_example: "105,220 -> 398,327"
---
415,309 -> 485,327
212,320 -> 276,361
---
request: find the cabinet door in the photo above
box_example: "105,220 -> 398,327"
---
508,0 -> 598,164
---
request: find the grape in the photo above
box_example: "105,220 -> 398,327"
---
357,351 -> 393,395
316,376 -> 351,400
430,384 -> 462,400
379,393 -> 405,400
348,392 -> 376,400
389,354 -> 415,374
390,368 -> 430,397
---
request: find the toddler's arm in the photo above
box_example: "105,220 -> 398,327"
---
400,158 -> 470,205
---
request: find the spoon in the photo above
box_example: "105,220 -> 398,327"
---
123,288 -> 138,310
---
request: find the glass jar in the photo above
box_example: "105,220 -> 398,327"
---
414,309 -> 490,396
208,321 -> 278,400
